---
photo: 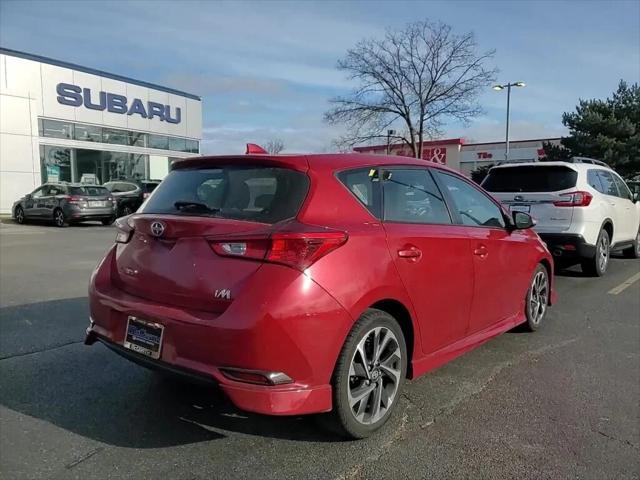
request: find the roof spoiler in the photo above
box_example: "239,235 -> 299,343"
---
245,143 -> 268,154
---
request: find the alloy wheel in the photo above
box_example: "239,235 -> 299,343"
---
54,210 -> 65,227
598,233 -> 610,272
636,231 -> 640,256
16,207 -> 24,224
347,326 -> 402,425
528,270 -> 548,325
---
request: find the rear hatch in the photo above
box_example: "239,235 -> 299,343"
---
482,165 -> 579,232
69,186 -> 114,209
111,163 -> 310,312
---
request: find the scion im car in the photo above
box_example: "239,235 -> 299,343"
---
85,151 -> 555,438
13,183 -> 116,227
482,158 -> 640,276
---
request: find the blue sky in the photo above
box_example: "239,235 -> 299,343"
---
1,0 -> 638,153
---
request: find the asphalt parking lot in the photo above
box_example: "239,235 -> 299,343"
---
0,220 -> 638,480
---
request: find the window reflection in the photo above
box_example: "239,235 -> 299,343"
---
38,118 -> 199,153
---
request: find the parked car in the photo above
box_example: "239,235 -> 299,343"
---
103,180 -> 161,217
13,183 -> 116,227
86,152 -> 555,438
482,158 -> 640,276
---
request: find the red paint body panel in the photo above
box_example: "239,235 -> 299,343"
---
87,153 -> 556,416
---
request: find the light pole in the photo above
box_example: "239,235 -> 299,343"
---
386,129 -> 396,155
493,81 -> 525,162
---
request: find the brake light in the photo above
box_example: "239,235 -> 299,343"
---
66,195 -> 87,205
553,191 -> 593,207
210,231 -> 348,270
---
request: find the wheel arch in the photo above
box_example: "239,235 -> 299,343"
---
538,258 -> 554,305
368,298 -> 415,378
601,218 -> 614,240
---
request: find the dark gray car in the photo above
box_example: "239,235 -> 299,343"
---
103,180 -> 161,217
12,183 -> 116,227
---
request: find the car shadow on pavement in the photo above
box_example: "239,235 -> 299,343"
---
554,255 -> 627,278
0,297 -> 338,449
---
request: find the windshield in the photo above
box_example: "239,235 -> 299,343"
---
140,166 -> 310,224
482,166 -> 578,192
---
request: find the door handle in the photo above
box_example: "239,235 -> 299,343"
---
473,245 -> 488,257
398,247 -> 422,259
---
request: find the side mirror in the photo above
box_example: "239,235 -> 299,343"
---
633,192 -> 640,203
512,211 -> 536,230
25,193 -> 32,200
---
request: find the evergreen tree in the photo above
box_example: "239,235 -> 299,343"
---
544,81 -> 640,177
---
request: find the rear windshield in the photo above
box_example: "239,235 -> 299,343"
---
140,166 -> 310,224
69,186 -> 110,196
482,166 -> 578,192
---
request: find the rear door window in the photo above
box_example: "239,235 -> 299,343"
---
482,166 -> 578,192
337,167 -> 381,218
118,183 -> 138,193
382,169 -> 451,224
596,171 -> 620,197
587,170 -> 605,193
140,166 -> 309,224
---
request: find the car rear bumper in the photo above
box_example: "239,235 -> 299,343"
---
539,233 -> 596,259
86,247 -> 352,416
88,333 -> 332,415
67,205 -> 115,220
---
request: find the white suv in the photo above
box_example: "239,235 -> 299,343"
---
482,158 -> 640,276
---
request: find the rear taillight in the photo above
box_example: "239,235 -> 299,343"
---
210,231 -> 347,270
115,216 -> 135,243
66,195 -> 87,206
553,191 -> 593,207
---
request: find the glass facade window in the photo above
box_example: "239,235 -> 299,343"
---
102,128 -> 129,146
40,146 -> 72,183
148,134 -> 169,150
74,124 -> 103,142
186,139 -> 199,153
38,118 -> 199,153
129,131 -> 146,147
169,137 -> 186,152
39,119 -> 73,139
40,146 -> 150,185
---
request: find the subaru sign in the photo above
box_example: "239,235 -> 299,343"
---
56,83 -> 181,124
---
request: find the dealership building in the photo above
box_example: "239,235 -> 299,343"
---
354,137 -> 562,175
0,48 -> 202,214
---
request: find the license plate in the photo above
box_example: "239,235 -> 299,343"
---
510,204 -> 531,213
124,317 -> 164,359
89,200 -> 106,207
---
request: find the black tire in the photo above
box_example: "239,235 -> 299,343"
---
15,206 -> 25,224
53,208 -> 67,228
322,308 -> 407,439
623,229 -> 640,259
121,205 -> 133,217
581,229 -> 610,276
101,217 -> 115,226
523,264 -> 550,332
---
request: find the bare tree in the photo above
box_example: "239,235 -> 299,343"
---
265,139 -> 285,154
325,21 -> 497,158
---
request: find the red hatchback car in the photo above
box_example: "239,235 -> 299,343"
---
86,152 -> 555,438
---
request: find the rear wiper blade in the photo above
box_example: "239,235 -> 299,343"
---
174,201 -> 219,213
